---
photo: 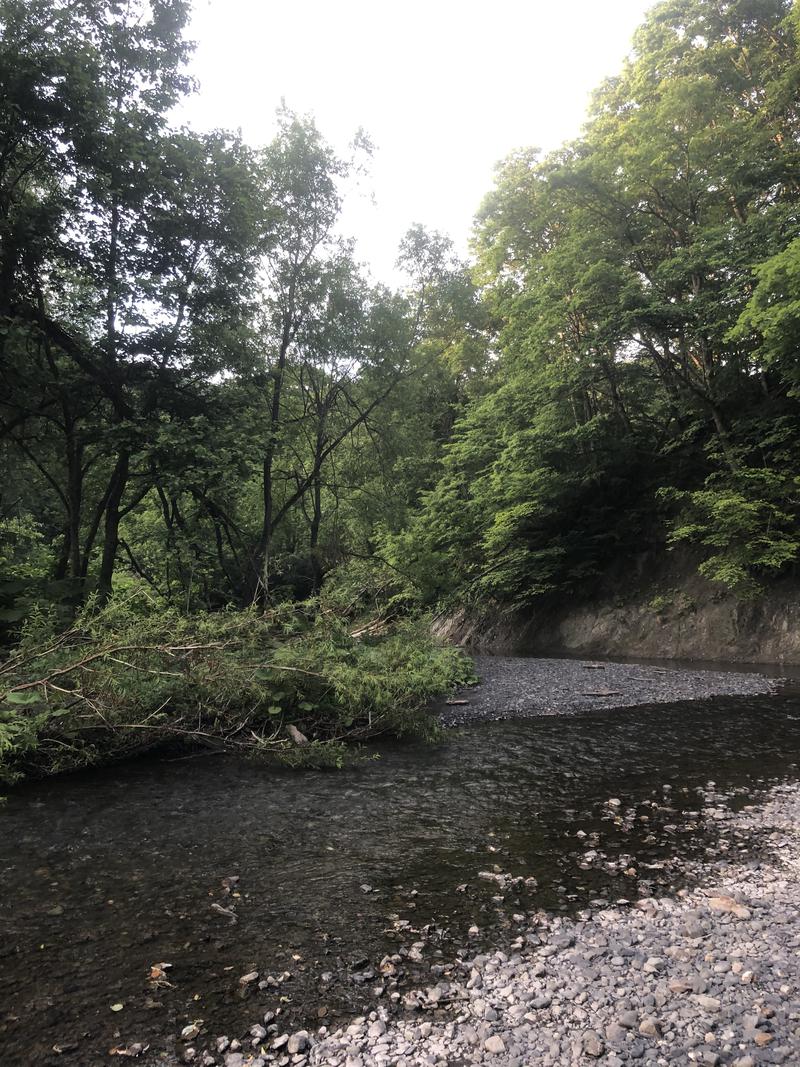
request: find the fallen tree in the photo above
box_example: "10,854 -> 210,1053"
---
0,592 -> 474,783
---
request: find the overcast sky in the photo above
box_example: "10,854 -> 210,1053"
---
179,0 -> 654,283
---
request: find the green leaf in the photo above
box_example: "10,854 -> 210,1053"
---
3,691 -> 40,706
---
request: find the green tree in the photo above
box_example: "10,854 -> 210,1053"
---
401,0 -> 800,605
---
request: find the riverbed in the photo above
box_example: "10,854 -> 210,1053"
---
439,654 -> 780,724
1,658 -> 799,1065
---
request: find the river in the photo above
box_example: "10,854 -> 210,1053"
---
1,670 -> 799,1064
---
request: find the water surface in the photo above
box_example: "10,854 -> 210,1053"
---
2,690 -> 800,1065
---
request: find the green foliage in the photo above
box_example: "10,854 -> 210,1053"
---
733,236 -> 800,397
4,0 -> 800,713
663,465 -> 800,596
395,0 -> 800,605
319,557 -> 418,617
0,518 -> 50,582
0,593 -> 474,783
0,0 -> 471,614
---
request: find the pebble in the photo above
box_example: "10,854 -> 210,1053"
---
583,1030 -> 605,1057
287,1031 -> 309,1054
693,994 -> 722,1011
484,1035 -> 506,1054
638,1016 -> 659,1037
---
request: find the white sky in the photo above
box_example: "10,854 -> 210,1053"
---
180,0 -> 653,284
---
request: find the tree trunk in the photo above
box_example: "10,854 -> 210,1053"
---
97,451 -> 129,602
309,471 -> 323,592
254,295 -> 295,601
66,430 -> 83,582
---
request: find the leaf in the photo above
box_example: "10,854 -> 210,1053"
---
3,691 -> 40,706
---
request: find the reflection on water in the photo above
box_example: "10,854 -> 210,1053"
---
1,692 -> 800,1064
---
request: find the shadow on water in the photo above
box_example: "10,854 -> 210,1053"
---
2,691 -> 800,1063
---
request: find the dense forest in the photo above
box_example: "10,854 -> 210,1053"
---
1,0 -> 799,778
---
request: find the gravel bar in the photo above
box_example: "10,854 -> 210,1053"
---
440,656 -> 778,725
201,780 -> 800,1067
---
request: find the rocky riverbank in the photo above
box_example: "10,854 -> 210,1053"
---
183,777 -> 800,1067
439,655 -> 779,726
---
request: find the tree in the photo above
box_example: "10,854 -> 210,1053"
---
400,0 -> 800,604
0,0 -> 264,609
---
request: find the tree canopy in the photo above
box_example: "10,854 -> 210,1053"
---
388,0 -> 800,605
2,0 -> 800,635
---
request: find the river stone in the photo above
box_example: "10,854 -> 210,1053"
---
708,895 -> 751,920
484,1035 -> 506,1054
583,1030 -> 605,1058
639,1016 -> 659,1037
693,995 -> 722,1011
668,978 -> 693,993
606,1021 -> 627,1043
288,1031 -> 309,1053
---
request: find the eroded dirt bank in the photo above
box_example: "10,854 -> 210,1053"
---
434,553 -> 800,665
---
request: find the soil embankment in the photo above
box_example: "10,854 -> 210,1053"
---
435,553 -> 800,664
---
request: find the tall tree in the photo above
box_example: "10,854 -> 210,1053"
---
0,0 -> 264,606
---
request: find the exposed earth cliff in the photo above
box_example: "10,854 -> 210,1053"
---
435,553 -> 800,665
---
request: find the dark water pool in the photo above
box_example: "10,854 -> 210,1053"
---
2,692 -> 800,1065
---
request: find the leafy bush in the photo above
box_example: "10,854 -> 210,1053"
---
0,593 -> 474,784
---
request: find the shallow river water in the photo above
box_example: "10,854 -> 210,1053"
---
2,684 -> 800,1065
